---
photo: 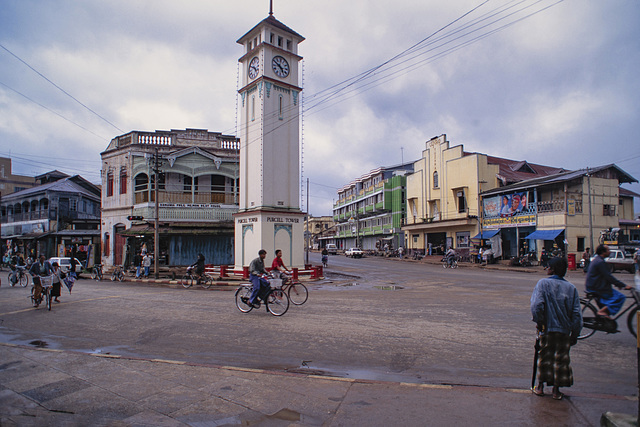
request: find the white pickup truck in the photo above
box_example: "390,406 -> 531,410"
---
345,248 -> 364,258
590,249 -> 636,273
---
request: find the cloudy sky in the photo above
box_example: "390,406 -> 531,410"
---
1,0 -> 639,216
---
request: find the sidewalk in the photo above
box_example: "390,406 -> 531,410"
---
0,343 -> 635,426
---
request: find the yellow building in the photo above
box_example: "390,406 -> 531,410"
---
403,134 -> 564,257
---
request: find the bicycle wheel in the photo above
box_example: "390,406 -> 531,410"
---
91,269 -> 97,280
111,272 -> 117,281
442,261 -> 448,269
117,271 -> 124,282
201,275 -> 213,290
626,306 -> 638,338
98,270 -> 103,281
19,274 -> 28,287
181,274 -> 193,288
451,260 -> 458,269
578,300 -> 598,339
266,288 -> 289,316
235,286 -> 253,313
45,288 -> 52,311
288,283 -> 308,305
7,272 -> 15,286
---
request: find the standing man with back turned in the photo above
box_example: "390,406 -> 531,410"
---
531,257 -> 582,400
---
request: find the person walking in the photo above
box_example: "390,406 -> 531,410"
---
29,255 -> 53,308
531,257 -> 582,400
50,262 -> 66,303
134,252 -> 142,278
142,253 -> 152,278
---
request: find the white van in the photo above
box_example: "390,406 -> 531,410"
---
48,257 -> 84,277
325,244 -> 338,255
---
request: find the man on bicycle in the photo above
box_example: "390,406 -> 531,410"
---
29,254 -> 53,308
189,253 -> 205,283
585,244 -> 632,318
445,247 -> 456,267
248,249 -> 269,308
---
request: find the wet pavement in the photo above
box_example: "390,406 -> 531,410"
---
1,342 -> 636,426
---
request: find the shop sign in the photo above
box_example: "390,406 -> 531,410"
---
482,214 -> 536,229
483,192 -> 529,217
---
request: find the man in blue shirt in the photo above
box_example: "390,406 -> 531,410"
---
531,257 -> 582,400
248,249 -> 269,308
585,244 -> 632,318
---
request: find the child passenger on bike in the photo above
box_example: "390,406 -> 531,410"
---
271,249 -> 291,282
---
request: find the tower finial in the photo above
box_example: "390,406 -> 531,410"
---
269,0 -> 273,16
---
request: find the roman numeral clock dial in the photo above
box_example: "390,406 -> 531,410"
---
272,55 -> 289,78
248,57 -> 259,79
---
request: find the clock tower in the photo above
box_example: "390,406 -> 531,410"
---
234,7 -> 306,268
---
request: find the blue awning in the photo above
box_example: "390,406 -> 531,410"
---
524,229 -> 564,240
471,229 -> 500,240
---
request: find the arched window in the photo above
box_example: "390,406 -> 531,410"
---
134,173 -> 149,203
433,171 -> 439,189
251,95 -> 255,121
106,171 -> 114,197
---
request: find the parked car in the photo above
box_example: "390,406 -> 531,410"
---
48,257 -> 84,277
590,249 -> 635,273
326,244 -> 338,255
345,248 -> 364,258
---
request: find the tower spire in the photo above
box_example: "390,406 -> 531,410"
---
269,0 -> 273,16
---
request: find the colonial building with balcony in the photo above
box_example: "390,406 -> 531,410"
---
333,163 -> 413,251
100,128 -> 240,268
480,164 -> 638,260
0,171 -> 101,262
403,134 -> 567,257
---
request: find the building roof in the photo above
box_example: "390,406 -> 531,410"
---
620,187 -> 640,198
1,175 -> 101,202
237,14 -> 305,44
484,156 -> 566,186
481,164 -> 638,196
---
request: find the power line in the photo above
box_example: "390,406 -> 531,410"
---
0,42 -> 124,134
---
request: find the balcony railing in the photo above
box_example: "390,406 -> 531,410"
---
135,191 -> 236,205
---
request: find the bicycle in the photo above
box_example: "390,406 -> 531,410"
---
110,265 -> 125,282
8,265 -> 28,287
273,272 -> 308,305
578,289 -> 640,339
91,264 -> 103,281
30,274 -> 54,311
181,266 -> 214,289
235,277 -> 290,316
322,254 -> 328,268
441,256 -> 458,269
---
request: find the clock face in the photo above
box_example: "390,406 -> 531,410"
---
272,56 -> 289,78
248,57 -> 259,79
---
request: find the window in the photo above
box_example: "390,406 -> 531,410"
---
278,36 -> 283,47
106,171 -> 114,197
270,33 -> 274,44
70,199 -> 77,212
120,168 -> 127,195
184,176 -> 199,192
577,237 -> 585,252
279,95 -> 283,119
251,95 -> 255,121
286,39 -> 292,50
603,204 -> 616,216
457,190 -> 467,213
433,171 -> 439,188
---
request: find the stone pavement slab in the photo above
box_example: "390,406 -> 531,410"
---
0,343 -> 636,426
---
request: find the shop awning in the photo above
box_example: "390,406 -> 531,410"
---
524,229 -> 564,240
471,229 -> 500,240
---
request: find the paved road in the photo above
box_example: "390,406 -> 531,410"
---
0,257 -> 637,400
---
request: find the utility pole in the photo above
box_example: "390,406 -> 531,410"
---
148,148 -> 164,279
587,169 -> 594,253
305,178 -> 309,265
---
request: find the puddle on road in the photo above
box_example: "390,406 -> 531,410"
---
374,285 -> 404,290
29,340 -> 48,348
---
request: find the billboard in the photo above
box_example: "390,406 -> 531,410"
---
483,192 -> 529,218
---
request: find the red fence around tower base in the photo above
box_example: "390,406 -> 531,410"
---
204,265 -> 323,280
